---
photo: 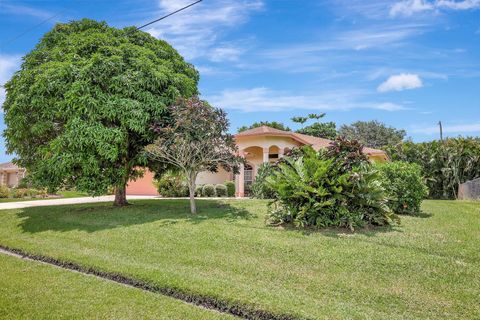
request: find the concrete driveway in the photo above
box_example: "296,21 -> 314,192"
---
0,195 -> 158,210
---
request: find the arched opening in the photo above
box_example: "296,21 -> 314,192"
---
268,145 -> 280,161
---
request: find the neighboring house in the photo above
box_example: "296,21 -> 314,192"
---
0,162 -> 26,188
126,126 -> 389,197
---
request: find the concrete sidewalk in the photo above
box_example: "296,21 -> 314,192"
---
0,195 -> 158,210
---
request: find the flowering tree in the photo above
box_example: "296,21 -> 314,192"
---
146,97 -> 241,214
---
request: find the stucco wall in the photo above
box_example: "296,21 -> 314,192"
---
126,169 -> 159,196
196,168 -> 232,185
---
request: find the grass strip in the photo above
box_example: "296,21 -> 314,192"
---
0,244 -> 300,320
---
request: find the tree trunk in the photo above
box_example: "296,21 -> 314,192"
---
114,183 -> 129,206
187,171 -> 197,214
188,181 -> 197,214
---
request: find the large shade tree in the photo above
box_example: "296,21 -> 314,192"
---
3,19 -> 199,205
339,120 -> 406,148
146,97 -> 241,214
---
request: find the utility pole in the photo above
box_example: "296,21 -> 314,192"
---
438,121 -> 443,142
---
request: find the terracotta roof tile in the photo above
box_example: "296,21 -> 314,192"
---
235,125 -> 387,156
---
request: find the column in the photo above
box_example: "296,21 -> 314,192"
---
236,150 -> 245,197
278,148 -> 284,158
263,147 -> 269,163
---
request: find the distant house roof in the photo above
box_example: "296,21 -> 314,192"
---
235,125 -> 387,157
0,162 -> 23,171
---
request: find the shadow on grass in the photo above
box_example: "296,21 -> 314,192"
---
274,223 -> 402,238
16,199 -> 256,234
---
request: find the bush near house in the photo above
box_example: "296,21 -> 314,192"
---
155,172 -> 189,197
250,163 -> 276,199
0,186 -> 10,198
224,181 -> 235,197
377,161 -> 428,215
202,184 -> 216,197
266,144 -> 398,230
215,184 -> 228,197
195,185 -> 203,197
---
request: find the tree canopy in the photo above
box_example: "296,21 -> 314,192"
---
295,113 -> 337,139
146,97 -> 240,214
338,120 -> 406,148
238,121 -> 290,133
3,19 -> 199,205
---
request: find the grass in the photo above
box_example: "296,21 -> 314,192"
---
0,253 -> 232,319
0,199 -> 478,319
0,190 -> 88,203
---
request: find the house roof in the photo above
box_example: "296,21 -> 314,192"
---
0,162 -> 23,171
235,125 -> 387,156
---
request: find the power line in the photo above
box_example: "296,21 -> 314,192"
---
136,0 -> 202,30
1,9 -> 66,49
1,0 -> 203,49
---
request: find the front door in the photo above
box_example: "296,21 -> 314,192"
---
244,164 -> 253,196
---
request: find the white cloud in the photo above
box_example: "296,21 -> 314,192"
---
437,0 -> 480,10
207,87 -> 405,112
210,46 -> 244,62
412,122 -> 480,134
145,0 -> 263,60
390,0 -> 480,16
0,54 -> 22,108
2,3 -> 54,19
390,0 -> 434,16
377,73 -> 423,92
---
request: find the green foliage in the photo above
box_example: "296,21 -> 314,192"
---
385,138 -> 480,199
266,146 -> 397,230
250,163 -> 277,199
326,136 -> 369,171
238,121 -> 290,133
202,184 -> 215,197
296,122 -> 337,139
11,188 -> 29,198
377,162 -> 428,215
291,116 -> 308,125
195,185 -> 203,197
339,120 -> 406,148
155,172 -> 189,197
3,19 -> 199,200
224,181 -> 235,197
0,186 -> 10,198
215,184 -> 228,197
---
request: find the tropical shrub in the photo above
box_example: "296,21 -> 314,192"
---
250,163 -> 276,199
195,185 -> 203,197
224,181 -> 235,197
0,186 -> 10,198
385,138 -> 480,199
155,172 -> 189,197
377,162 -> 428,215
326,136 -> 369,170
202,184 -> 215,197
266,146 -> 398,230
12,188 -> 29,198
215,184 -> 228,197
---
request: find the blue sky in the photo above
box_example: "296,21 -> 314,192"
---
1,0 -> 479,162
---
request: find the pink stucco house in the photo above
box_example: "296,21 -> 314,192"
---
0,162 -> 26,188
126,126 -> 389,197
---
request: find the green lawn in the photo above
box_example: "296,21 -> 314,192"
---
0,253 -> 232,319
0,199 -> 478,319
0,190 -> 88,203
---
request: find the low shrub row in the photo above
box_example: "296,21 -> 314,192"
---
196,182 -> 234,197
156,172 -> 236,198
0,185 -> 48,199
